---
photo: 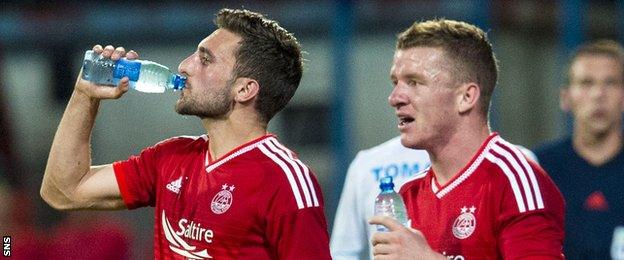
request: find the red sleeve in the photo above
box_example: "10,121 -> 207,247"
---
113,145 -> 160,209
497,162 -> 565,260
267,208 -> 331,260
264,170 -> 331,260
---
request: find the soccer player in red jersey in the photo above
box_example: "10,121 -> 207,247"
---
40,9 -> 331,259
369,19 -> 565,259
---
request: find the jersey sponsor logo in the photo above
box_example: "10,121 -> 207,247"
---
371,162 -> 429,181
452,206 -> 476,239
161,210 -> 213,259
166,176 -> 183,194
211,184 -> 235,214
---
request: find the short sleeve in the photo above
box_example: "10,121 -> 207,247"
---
497,162 -> 565,259
113,145 -> 160,209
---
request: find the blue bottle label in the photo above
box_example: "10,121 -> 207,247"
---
114,59 -> 141,81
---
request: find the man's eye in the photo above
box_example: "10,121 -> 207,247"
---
201,57 -> 211,64
578,80 -> 592,88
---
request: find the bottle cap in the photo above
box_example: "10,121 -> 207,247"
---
379,176 -> 395,191
172,74 -> 186,90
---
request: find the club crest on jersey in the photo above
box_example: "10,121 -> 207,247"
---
211,184 -> 235,214
452,206 -> 476,239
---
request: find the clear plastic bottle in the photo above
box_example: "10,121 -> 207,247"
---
374,176 -> 408,232
81,50 -> 186,93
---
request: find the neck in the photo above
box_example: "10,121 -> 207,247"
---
428,123 -> 491,185
573,126 -> 622,166
202,114 -> 267,160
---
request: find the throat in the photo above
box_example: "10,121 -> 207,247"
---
574,131 -> 623,166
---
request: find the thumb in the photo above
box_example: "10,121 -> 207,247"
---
369,215 -> 405,231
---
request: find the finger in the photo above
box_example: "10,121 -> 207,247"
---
369,215 -> 404,232
87,77 -> 129,99
92,44 -> 103,54
372,243 -> 394,256
102,45 -> 115,58
371,231 -> 393,246
111,46 -> 126,60
114,77 -> 130,97
126,50 -> 139,60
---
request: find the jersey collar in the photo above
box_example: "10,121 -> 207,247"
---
204,134 -> 275,173
431,132 -> 499,198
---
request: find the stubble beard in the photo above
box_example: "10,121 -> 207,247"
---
175,84 -> 233,119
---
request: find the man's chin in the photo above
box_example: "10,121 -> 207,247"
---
400,135 -> 419,149
175,104 -> 195,116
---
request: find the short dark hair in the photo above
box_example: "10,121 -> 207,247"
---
397,19 -> 499,117
215,8 -> 303,124
567,39 -> 624,85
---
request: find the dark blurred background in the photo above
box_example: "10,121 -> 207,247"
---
0,0 -> 621,258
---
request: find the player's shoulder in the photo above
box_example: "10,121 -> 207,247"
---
254,137 -> 321,210
358,136 -> 429,160
398,168 -> 429,194
532,137 -> 572,162
485,136 -> 562,211
255,136 -> 307,164
486,136 -> 545,175
254,137 -> 315,179
150,134 -> 207,151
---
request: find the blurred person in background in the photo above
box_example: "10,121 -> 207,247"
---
534,39 -> 624,259
40,8 -> 330,259
369,19 -> 565,259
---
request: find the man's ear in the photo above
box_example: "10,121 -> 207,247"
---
457,83 -> 480,114
560,87 -> 571,112
234,78 -> 260,103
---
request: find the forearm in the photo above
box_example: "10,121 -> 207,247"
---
41,89 -> 100,209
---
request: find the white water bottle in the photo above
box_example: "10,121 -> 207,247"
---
374,176 -> 408,231
81,50 -> 186,93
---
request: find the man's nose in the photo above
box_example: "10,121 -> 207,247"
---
388,85 -> 406,108
178,54 -> 192,76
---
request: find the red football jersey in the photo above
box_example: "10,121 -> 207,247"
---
113,134 -> 331,259
399,133 -> 565,260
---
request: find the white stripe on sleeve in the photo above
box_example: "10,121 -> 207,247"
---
269,138 -> 319,207
258,143 -> 305,209
485,152 -> 527,213
499,140 -> 545,209
492,142 -> 536,211
265,140 -> 313,207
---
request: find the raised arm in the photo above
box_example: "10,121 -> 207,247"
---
41,45 -> 136,210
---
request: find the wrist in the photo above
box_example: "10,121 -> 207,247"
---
72,89 -> 100,106
425,249 -> 446,260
